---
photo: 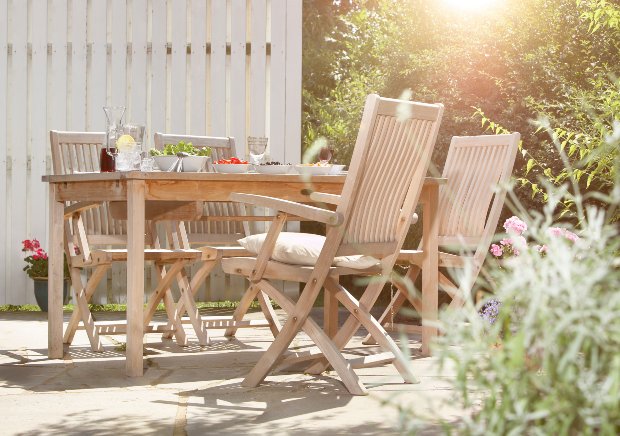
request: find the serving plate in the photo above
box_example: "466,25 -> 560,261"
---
255,164 -> 293,175
295,164 -> 332,176
213,163 -> 251,174
153,155 -> 210,172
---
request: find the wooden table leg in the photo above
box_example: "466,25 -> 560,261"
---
421,183 -> 439,356
126,180 -> 145,376
48,184 -> 64,359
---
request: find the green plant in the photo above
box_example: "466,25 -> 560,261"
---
149,141 -> 211,157
22,238 -> 69,280
395,128 -> 620,433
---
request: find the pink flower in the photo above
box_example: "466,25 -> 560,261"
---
500,236 -> 525,256
536,244 -> 548,254
490,244 -> 503,257
548,227 -> 579,243
503,216 -> 527,236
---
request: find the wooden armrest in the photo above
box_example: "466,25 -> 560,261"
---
64,201 -> 102,218
229,193 -> 343,226
309,192 -> 341,205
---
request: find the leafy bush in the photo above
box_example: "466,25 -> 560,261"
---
149,141 -> 211,157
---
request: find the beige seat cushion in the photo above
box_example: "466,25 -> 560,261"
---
238,232 -> 379,270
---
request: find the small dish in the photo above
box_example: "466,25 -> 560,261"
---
213,163 -> 251,174
329,164 -> 346,175
255,164 -> 293,175
295,164 -> 332,176
180,156 -> 210,172
153,155 -> 178,171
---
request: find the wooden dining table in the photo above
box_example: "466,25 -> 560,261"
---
43,171 -> 443,376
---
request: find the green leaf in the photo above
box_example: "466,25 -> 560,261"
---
526,159 -> 535,174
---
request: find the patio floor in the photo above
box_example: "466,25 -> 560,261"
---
0,308 -> 465,435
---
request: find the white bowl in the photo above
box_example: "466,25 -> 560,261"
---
329,164 -> 346,175
295,164 -> 332,176
153,155 -> 178,171
180,155 -> 210,172
213,163 -> 251,174
255,164 -> 293,175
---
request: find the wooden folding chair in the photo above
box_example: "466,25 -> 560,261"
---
50,130 -> 209,351
362,133 -> 520,346
151,133 -> 282,343
221,94 -> 444,395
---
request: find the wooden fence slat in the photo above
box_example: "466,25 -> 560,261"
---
150,0 -> 167,135
29,0 -> 49,305
250,0 -> 267,137
209,0 -> 227,137
170,0 -> 187,133
111,0 -> 127,107
282,0 -> 303,298
50,0 -> 68,131
0,0 -> 8,303
230,0 -> 246,152
71,0 -> 87,130
9,0 -> 29,305
285,0 -> 302,165
0,1 -> 302,304
131,0 -> 148,126
190,0 -> 206,135
88,0 -> 107,130
270,0 -> 286,163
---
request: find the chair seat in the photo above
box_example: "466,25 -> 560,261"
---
71,248 -> 206,267
222,257 -> 383,283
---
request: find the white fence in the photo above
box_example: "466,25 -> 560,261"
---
0,0 -> 302,305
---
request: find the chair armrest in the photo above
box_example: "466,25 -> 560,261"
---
64,201 -> 102,218
229,193 -> 343,226
309,192 -> 341,205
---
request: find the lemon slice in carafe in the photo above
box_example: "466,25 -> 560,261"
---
116,134 -> 136,151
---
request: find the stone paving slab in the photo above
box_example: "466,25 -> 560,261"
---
0,310 -> 464,435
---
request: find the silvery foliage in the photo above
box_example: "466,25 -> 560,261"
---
397,122 -> 620,434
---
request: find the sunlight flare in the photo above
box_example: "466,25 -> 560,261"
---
442,0 -> 496,11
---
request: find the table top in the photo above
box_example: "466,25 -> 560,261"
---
43,171 -> 445,184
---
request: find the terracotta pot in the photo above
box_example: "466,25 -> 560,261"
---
33,279 -> 70,312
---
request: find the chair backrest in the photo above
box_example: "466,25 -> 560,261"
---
329,94 -> 444,259
49,130 -> 127,243
153,133 -> 246,245
437,133 -> 520,249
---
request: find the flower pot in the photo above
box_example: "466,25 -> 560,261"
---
33,279 -> 70,312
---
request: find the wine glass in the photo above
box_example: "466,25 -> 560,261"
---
248,136 -> 268,167
319,146 -> 333,166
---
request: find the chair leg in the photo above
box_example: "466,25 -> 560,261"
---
362,265 -> 422,345
143,262 -> 188,345
176,268 -> 210,346
256,289 -> 282,338
63,265 -> 109,351
362,290 -> 406,345
305,277 -> 388,375
248,280 -> 367,396
161,260 -> 217,340
324,278 -> 418,384
223,284 -> 260,337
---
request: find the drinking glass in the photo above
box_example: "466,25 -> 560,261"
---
100,147 -> 117,172
248,136 -> 268,166
116,142 -> 142,171
140,156 -> 155,172
319,146 -> 333,165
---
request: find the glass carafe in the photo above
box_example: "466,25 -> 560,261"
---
102,106 -> 126,172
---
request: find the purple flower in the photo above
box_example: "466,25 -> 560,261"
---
481,299 -> 501,325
